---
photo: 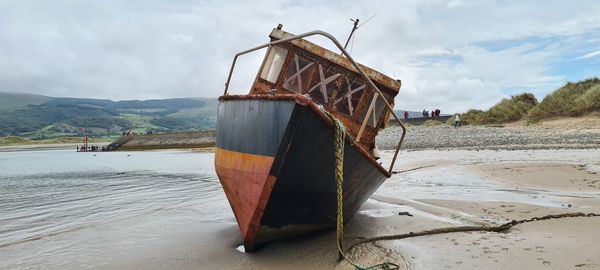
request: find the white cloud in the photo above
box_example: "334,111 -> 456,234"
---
575,50 -> 600,60
0,0 -> 599,112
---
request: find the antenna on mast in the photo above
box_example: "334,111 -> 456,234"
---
342,13 -> 378,53
343,18 -> 359,50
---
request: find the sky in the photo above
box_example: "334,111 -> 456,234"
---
0,0 -> 599,113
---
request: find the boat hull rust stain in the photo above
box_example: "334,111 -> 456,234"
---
215,98 -> 295,245
215,95 -> 389,251
214,147 -> 274,241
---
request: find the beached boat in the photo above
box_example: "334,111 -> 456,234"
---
215,26 -> 406,251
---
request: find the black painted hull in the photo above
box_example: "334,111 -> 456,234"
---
215,95 -> 389,251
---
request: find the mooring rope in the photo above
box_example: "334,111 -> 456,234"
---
346,212 -> 600,253
327,111 -> 399,270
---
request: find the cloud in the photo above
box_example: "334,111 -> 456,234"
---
575,50 -> 600,60
0,0 -> 599,113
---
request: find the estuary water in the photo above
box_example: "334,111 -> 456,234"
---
2,148 -> 598,270
0,149 -> 231,269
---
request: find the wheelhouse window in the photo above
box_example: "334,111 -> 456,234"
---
306,64 -> 341,105
282,54 -> 315,93
359,92 -> 391,128
260,46 -> 288,83
334,76 -> 365,117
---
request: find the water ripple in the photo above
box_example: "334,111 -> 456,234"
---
0,164 -> 222,248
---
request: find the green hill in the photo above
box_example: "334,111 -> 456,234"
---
0,93 -> 218,139
0,93 -> 52,111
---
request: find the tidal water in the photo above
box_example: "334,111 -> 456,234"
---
0,149 -> 224,262
3,148 -> 597,269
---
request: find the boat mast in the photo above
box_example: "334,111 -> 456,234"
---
342,14 -> 377,52
343,18 -> 359,51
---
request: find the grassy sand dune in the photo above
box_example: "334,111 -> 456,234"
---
459,78 -> 599,125
530,78 -> 600,120
0,136 -> 113,146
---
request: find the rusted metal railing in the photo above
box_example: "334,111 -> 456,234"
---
223,30 -> 407,174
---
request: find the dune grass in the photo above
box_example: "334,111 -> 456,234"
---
529,77 -> 600,121
423,119 -> 443,126
0,136 -> 32,146
457,78 -> 600,125
0,136 -> 114,146
460,93 -> 538,125
572,84 -> 600,115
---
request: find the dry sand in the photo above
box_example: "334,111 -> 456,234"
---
366,149 -> 600,270
3,149 -> 599,269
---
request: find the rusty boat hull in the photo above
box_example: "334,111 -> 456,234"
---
215,95 -> 390,251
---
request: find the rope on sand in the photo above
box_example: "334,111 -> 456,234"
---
391,165 -> 436,174
346,212 -> 600,254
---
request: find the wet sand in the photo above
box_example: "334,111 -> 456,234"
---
368,149 -> 600,269
2,149 -> 600,269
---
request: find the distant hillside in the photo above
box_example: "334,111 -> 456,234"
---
393,110 -> 449,119
0,93 -> 218,139
394,110 -> 421,119
0,93 -> 51,111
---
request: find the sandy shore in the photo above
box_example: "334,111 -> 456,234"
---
363,149 -> 600,269
3,149 -> 599,269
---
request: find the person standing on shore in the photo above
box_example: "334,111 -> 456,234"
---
404,111 -> 409,119
454,114 -> 461,128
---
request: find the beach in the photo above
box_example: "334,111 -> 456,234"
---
1,1 -> 598,269
1,145 -> 599,269
378,116 -> 600,151
370,149 -> 600,269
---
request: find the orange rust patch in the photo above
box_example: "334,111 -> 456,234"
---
245,174 -> 279,248
214,147 -> 274,241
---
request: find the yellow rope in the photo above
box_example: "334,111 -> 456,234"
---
327,111 -> 399,270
